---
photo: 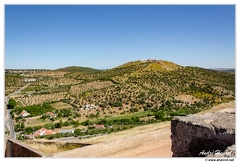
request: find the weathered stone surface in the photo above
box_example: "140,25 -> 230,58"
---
5,139 -> 44,157
171,108 -> 235,157
206,145 -> 235,158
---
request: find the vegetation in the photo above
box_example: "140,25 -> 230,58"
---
6,59 -> 235,141
8,98 -> 17,109
56,66 -> 102,75
11,102 -> 54,117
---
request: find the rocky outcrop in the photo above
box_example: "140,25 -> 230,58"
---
171,108 -> 235,157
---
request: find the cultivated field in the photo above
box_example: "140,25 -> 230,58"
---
14,92 -> 69,106
51,102 -> 73,110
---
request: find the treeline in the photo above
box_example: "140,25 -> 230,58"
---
14,119 -> 80,134
15,102 -> 202,140
11,102 -> 54,117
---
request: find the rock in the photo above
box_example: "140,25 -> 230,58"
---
171,108 -> 235,157
206,145 -> 235,158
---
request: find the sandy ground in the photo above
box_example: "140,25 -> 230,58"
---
196,100 -> 235,115
106,127 -> 172,158
174,94 -> 200,103
52,122 -> 172,158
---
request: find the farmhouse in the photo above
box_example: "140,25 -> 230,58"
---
33,128 -> 59,137
33,128 -> 46,137
59,129 -> 74,134
24,78 -> 37,82
89,124 -> 105,129
20,110 -> 30,117
95,125 -> 105,129
84,104 -> 97,109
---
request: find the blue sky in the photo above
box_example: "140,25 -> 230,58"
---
5,5 -> 235,69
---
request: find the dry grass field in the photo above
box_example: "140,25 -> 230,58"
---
196,100 -> 235,114
14,92 -> 68,106
25,117 -> 49,127
51,121 -> 172,157
23,141 -> 82,154
50,102 -> 73,109
174,94 -> 200,103
78,121 -> 171,145
31,71 -> 67,77
70,81 -> 114,96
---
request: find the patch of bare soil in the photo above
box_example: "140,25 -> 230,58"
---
51,102 -> 73,109
174,94 -> 200,103
106,127 -> 172,158
32,71 -> 67,77
196,100 -> 235,115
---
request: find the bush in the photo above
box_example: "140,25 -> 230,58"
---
130,108 -> 139,113
109,101 -> 122,107
8,98 -> 17,109
74,128 -> 82,136
46,135 -> 55,140
155,111 -> 165,120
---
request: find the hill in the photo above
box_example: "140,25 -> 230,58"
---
10,59 -> 235,113
211,68 -> 235,74
56,66 -> 102,74
67,59 -> 234,113
6,59 -> 235,141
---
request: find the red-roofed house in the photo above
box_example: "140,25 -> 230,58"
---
20,110 -> 30,117
33,128 -> 47,137
95,125 -> 105,129
33,128 -> 59,137
89,124 -> 105,129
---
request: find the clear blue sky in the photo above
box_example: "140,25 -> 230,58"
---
5,5 -> 235,70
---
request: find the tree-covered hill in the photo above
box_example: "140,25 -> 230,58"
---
57,59 -> 235,114
6,59 -> 235,140
8,59 -> 235,117
56,66 -> 102,74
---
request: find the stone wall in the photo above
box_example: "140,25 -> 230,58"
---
5,138 -> 45,157
171,108 -> 235,157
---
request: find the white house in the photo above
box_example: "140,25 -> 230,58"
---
84,104 -> 97,109
24,78 -> 37,82
59,129 -> 74,134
